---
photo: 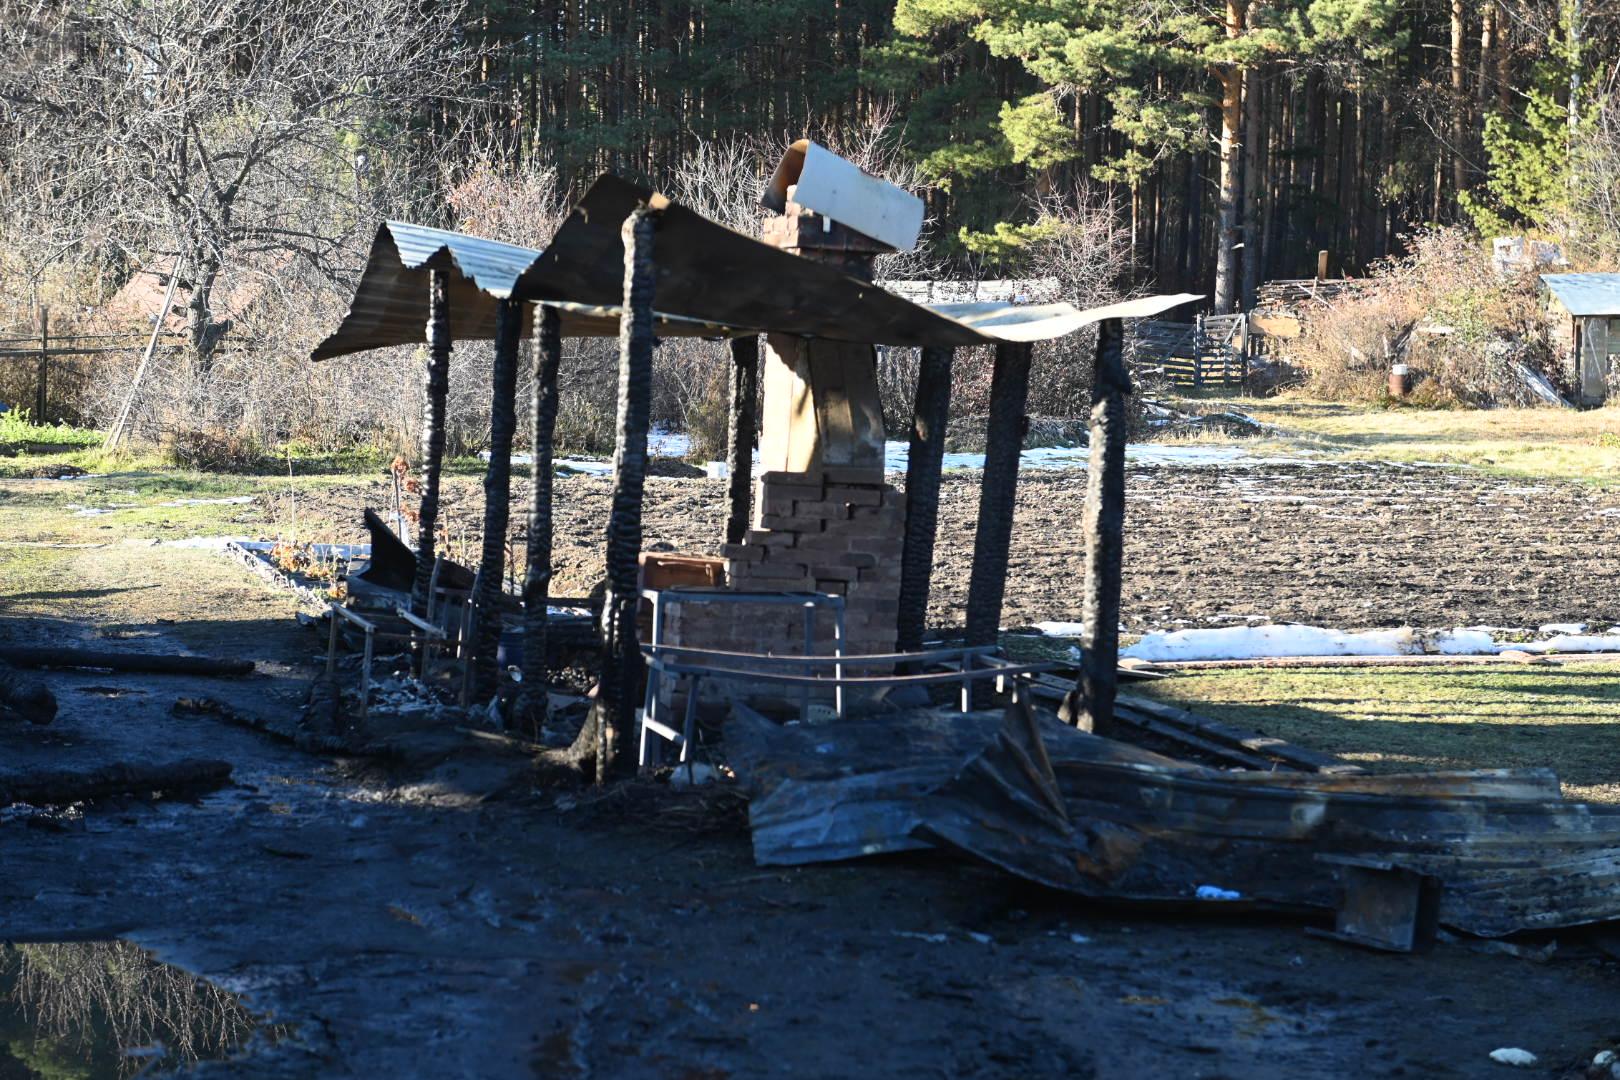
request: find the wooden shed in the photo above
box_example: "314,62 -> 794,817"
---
1542,273 -> 1620,406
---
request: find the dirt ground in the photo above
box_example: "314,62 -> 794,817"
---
291,459 -> 1620,634
6,468 -> 1620,1077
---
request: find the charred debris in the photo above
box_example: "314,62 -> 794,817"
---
15,141 -> 1615,956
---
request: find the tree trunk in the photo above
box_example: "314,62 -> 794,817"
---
1568,0 -> 1583,141
473,299 -> 524,700
1451,0 -> 1469,204
964,342 -> 1032,650
897,346 -> 953,655
1212,0 -> 1247,313
572,206 -> 658,783
411,270 -> 452,616
1062,319 -> 1128,737
724,335 -> 759,545
519,305 -> 563,731
187,253 -> 222,369
1241,63 -> 1265,310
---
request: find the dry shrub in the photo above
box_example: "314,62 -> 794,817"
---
162,427 -> 266,471
680,365 -> 731,462
1296,227 -> 1558,406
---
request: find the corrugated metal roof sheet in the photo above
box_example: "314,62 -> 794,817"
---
313,173 -> 1200,360
1541,273 -> 1620,316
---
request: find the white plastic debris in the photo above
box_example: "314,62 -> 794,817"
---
1594,1050 -> 1616,1068
892,931 -> 947,944
1195,885 -> 1242,901
669,762 -> 718,788
1488,1048 -> 1537,1067
1070,933 -> 1092,945
967,932 -> 993,945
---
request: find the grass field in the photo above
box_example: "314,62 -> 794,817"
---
1136,663 -> 1620,803
1178,394 -> 1620,485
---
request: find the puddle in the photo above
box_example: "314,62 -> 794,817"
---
0,940 -> 288,1076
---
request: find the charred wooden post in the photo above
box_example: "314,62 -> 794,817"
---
963,341 -> 1033,650
518,306 -> 563,730
724,334 -> 759,545
896,345 -> 953,655
411,269 -> 453,616
1063,318 -> 1129,736
575,205 -> 658,783
472,298 -> 524,699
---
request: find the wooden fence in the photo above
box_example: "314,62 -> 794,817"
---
1134,313 -> 1249,388
0,309 -> 184,422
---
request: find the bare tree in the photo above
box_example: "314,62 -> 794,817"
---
0,0 -> 469,365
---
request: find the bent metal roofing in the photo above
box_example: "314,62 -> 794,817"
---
312,173 -> 1198,360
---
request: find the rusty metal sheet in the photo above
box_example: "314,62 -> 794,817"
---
725,703 -> 1179,867
914,703 -> 1620,936
310,222 -> 740,360
728,699 -> 1620,935
312,176 -> 1201,360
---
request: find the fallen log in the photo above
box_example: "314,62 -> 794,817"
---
0,759 -> 232,805
0,647 -> 254,677
0,661 -> 57,724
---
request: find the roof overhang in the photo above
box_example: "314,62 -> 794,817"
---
312,173 -> 1199,361
1540,273 -> 1620,317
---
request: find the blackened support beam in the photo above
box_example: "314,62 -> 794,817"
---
725,335 -> 759,544
519,306 -> 563,731
897,346 -> 953,655
963,341 -> 1032,650
581,205 -> 658,783
1066,318 -> 1129,736
472,298 -> 524,700
411,269 -> 452,616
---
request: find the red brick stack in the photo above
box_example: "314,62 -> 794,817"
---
718,467 -> 904,656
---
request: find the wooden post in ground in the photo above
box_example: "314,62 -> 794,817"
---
472,298 -> 524,700
575,205 -> 658,783
897,345 -> 953,655
724,335 -> 759,545
34,307 -> 48,422
519,306 -> 563,731
964,341 -> 1033,652
411,269 -> 452,616
1064,318 -> 1129,736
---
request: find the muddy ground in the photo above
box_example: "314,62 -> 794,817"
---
5,467 -> 1620,1077
290,460 -> 1620,633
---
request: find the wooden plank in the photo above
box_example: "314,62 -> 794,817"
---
1116,692 -> 1363,774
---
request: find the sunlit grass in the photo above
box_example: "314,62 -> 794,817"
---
1171,395 -> 1620,485
1135,662 -> 1620,803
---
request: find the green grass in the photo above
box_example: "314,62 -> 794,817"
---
1134,663 -> 1620,803
0,409 -> 102,448
1165,395 -> 1620,486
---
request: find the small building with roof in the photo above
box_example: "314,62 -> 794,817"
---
1542,273 -> 1620,406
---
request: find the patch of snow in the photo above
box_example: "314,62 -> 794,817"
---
554,457 -> 613,476
1488,1048 -> 1537,1068
161,536 -> 233,549
158,495 -> 254,507
1538,622 -> 1587,635
1432,629 -> 1500,654
494,427 -> 690,471
1033,620 -> 1087,637
1123,624 -> 1505,662
882,440 -> 1331,474
1517,634 -> 1620,654
1125,625 -> 1420,662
